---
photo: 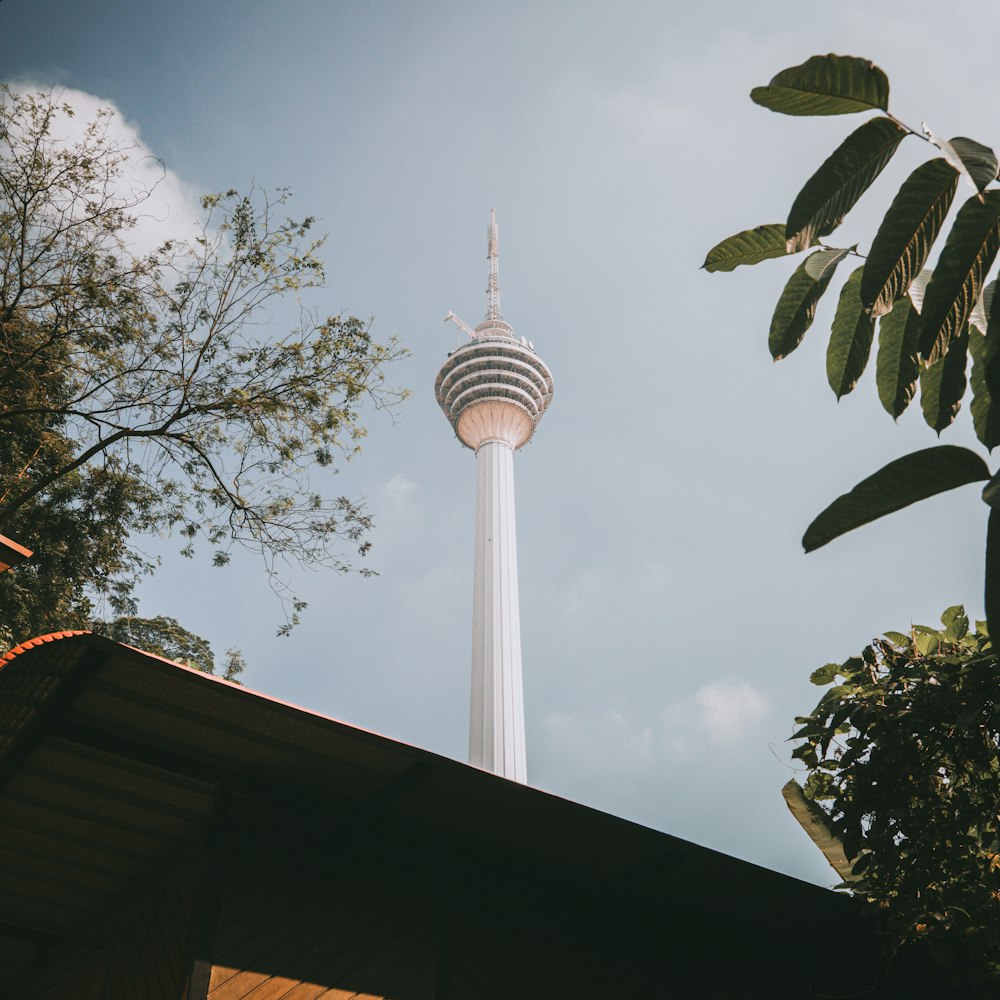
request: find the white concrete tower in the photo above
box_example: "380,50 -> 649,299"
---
436,212 -> 554,783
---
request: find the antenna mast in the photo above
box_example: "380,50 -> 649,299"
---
486,208 -> 501,321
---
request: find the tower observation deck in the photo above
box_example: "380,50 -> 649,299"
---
435,212 -> 553,783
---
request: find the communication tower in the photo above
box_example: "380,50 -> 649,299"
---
435,212 -> 554,783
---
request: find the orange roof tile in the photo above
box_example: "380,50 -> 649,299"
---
1,629 -> 91,663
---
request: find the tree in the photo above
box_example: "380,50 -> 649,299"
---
0,312 -> 163,639
790,608 -> 1000,993
96,615 -> 245,682
706,55 -> 1000,986
0,86 -> 405,642
703,54 -> 1000,633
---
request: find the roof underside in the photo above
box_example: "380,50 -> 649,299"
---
0,633 -> 874,994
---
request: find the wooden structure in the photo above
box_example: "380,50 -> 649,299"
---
0,631 -> 933,998
0,533 -> 32,574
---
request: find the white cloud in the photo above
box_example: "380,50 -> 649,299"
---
561,568 -> 603,616
6,81 -> 204,256
542,707 -> 664,776
407,564 -> 461,600
597,85 -> 691,158
381,472 -> 418,512
539,678 -> 768,780
694,680 -> 768,743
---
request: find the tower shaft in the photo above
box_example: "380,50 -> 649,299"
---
470,439 -> 526,782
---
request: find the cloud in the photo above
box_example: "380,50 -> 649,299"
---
694,680 -> 768,743
561,569 -> 603,616
5,81 -> 204,256
557,559 -> 672,618
381,472 -> 418,512
597,85 -> 692,158
539,677 -> 768,780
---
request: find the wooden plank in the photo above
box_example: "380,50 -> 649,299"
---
207,964 -> 243,993
34,945 -> 109,1000
88,866 -> 199,1000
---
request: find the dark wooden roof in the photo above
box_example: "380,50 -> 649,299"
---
0,631 -> 910,996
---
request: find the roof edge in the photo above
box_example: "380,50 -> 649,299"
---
2,630 -> 91,663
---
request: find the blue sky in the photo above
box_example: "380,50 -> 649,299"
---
4,0 -> 998,886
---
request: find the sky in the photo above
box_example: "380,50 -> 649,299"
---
3,0 -> 998,888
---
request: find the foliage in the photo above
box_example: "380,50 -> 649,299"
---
0,85 -> 405,640
802,445 -> 990,552
791,608 -> 1000,990
95,615 -> 245,682
703,54 -> 1000,634
711,56 -> 1000,987
0,314 -> 165,638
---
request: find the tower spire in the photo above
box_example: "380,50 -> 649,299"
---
486,208 -> 501,321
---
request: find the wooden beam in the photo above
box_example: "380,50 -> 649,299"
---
0,533 -> 31,573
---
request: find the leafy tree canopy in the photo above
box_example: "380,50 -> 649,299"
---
0,86 -> 405,646
710,56 -> 1000,990
704,54 -> 1000,633
95,615 -> 245,682
790,608 -> 1000,992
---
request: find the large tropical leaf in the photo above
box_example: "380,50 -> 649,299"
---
769,248 -> 850,360
920,326 -> 970,433
782,780 -> 858,882
924,128 -> 999,198
969,281 -> 1000,451
970,280 -> 994,334
908,268 -> 931,314
786,117 -> 907,253
918,191 -> 1000,364
802,445 -> 991,552
751,54 -> 890,117
875,298 -> 920,419
950,137 -> 999,196
986,507 -> 1000,641
827,266 -> 875,398
970,327 -> 1000,449
702,224 -> 796,272
983,280 -> 1000,400
861,159 -> 959,317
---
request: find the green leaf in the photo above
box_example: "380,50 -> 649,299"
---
983,280 -> 1000,400
702,224 -> 795,272
915,632 -> 939,656
861,159 -> 959,317
876,298 -> 921,419
908,268 -> 932,314
786,117 -> 907,252
827,266 -> 875,398
882,631 -> 911,647
802,444 -> 991,552
925,130 -> 1000,198
969,326 -> 1000,449
750,54 -> 890,117
810,663 -> 840,685
804,248 -> 850,280
918,191 -> 1000,364
988,509 -> 1000,647
952,137 -> 999,195
970,281 -> 992,334
982,469 -> 1000,508
769,248 -> 849,360
941,604 -> 969,641
920,326 -> 969,433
